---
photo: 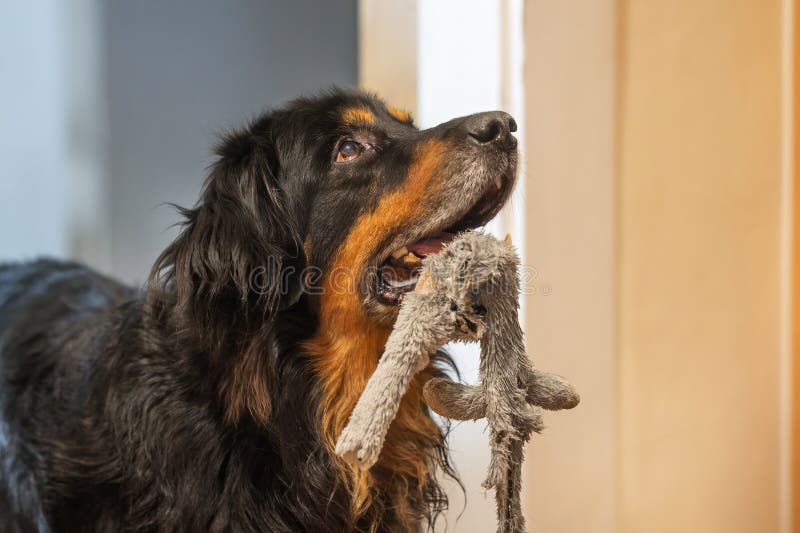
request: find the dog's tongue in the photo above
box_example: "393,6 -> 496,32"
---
406,232 -> 454,257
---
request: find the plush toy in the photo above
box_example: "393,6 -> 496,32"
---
335,231 -> 579,533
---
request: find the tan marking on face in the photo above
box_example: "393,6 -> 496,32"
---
387,106 -> 413,124
303,139 -> 447,519
341,106 -> 376,126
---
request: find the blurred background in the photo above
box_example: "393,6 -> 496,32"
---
0,0 -> 796,532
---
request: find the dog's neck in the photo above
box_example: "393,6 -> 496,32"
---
302,279 -> 448,526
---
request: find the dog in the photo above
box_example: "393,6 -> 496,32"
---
0,88 -> 518,532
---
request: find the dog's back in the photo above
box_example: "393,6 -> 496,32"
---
0,260 -> 133,532
0,260 -> 133,334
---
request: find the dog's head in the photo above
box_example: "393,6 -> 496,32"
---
154,87 -> 516,342
292,92 -> 518,327
151,87 -> 517,524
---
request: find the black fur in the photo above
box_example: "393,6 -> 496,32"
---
0,88 -> 517,532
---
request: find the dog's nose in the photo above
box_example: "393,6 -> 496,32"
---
465,112 -> 517,147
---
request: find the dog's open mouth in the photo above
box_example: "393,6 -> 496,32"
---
376,177 -> 507,304
377,232 -> 452,301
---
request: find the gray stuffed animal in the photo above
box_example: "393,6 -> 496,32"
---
335,231 -> 579,533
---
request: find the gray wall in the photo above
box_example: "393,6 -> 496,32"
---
0,2 -> 77,262
106,0 -> 358,283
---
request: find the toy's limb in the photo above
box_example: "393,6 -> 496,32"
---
422,368 -> 579,421
525,370 -> 580,411
423,377 -> 485,420
334,288 -> 455,469
495,438 -> 526,533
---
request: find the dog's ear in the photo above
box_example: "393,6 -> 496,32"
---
150,116 -> 304,425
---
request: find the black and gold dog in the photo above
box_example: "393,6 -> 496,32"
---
0,89 -> 518,532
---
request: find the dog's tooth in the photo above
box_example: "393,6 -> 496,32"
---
504,233 -> 512,244
402,252 -> 421,265
391,246 -> 409,259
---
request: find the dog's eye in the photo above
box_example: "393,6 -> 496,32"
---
336,141 -> 363,162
